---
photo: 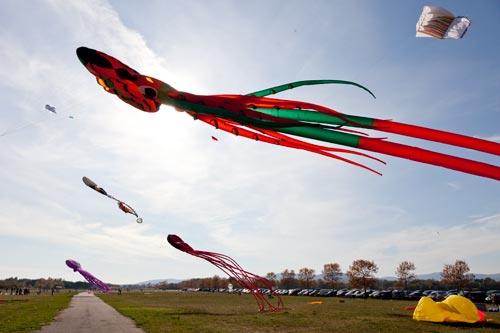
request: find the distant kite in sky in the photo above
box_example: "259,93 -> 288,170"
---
76,47 -> 500,181
416,6 -> 471,39
1,103 -> 76,138
167,234 -> 285,312
65,259 -> 112,293
45,104 -> 56,113
82,176 -> 142,223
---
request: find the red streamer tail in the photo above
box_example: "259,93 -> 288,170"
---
373,119 -> 500,156
358,137 -> 500,181
197,114 -> 384,175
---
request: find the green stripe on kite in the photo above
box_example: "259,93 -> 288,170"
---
277,126 -> 361,148
246,79 -> 376,99
252,108 -> 375,128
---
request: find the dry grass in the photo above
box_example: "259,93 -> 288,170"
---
98,291 -> 500,333
0,292 -> 76,332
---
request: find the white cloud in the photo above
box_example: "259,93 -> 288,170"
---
481,135 -> 500,143
0,199 -> 169,258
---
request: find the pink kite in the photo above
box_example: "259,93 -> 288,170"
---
167,234 -> 284,312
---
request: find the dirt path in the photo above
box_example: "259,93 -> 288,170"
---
32,291 -> 145,333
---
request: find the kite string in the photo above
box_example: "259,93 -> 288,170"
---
0,83 -> 95,138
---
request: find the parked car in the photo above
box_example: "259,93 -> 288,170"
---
444,290 -> 463,299
486,290 -> 500,296
344,289 -> 359,298
307,289 -> 321,296
428,290 -> 446,301
370,290 -> 392,299
318,289 -> 336,297
422,290 -> 434,296
355,289 -> 374,298
408,290 -> 424,300
336,289 -> 348,296
391,290 -> 408,300
297,289 -> 311,296
467,291 -> 487,303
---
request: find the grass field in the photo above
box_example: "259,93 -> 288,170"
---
0,292 -> 76,332
98,291 -> 500,333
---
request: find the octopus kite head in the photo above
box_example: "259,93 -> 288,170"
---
76,46 -> 162,112
65,259 -> 81,272
167,234 -> 194,253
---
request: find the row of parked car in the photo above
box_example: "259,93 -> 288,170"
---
272,288 -> 500,303
184,287 -> 500,304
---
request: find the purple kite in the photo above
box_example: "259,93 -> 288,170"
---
65,259 -> 112,293
167,234 -> 285,312
82,176 -> 143,223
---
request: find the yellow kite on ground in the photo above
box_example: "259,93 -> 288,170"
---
413,295 -> 483,323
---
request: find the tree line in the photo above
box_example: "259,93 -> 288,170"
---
0,277 -> 111,291
157,259 -> 499,292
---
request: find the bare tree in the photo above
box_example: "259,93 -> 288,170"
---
280,269 -> 296,289
395,261 -> 416,291
346,259 -> 378,294
210,275 -> 222,289
441,260 -> 475,290
322,263 -> 342,289
298,268 -> 316,288
266,272 -> 277,288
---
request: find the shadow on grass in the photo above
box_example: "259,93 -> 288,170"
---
438,321 -> 500,330
386,313 -> 500,330
386,313 -> 409,318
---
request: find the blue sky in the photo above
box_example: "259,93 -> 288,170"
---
0,0 -> 499,284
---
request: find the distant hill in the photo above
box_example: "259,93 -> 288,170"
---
135,278 -> 183,285
474,273 -> 500,281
